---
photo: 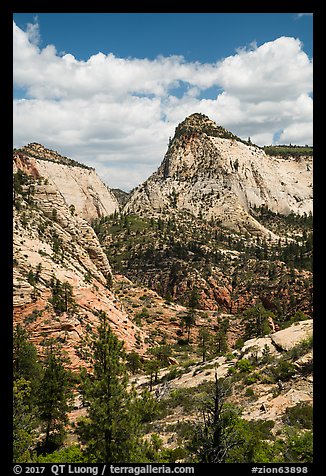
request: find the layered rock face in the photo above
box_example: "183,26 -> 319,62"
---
15,143 -> 119,221
13,154 -> 148,370
125,113 -> 313,238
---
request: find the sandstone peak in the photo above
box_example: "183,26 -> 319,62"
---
18,142 -> 93,170
14,145 -> 119,222
125,114 -> 313,238
173,112 -> 244,143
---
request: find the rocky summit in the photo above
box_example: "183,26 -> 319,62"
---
14,143 -> 119,222
125,113 -> 312,238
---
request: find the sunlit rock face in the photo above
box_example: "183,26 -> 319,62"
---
125,113 -> 312,239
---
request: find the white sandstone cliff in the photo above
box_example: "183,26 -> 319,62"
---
125,114 -> 312,238
14,143 -> 119,221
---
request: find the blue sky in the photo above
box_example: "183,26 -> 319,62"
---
13,13 -> 313,63
13,13 -> 313,190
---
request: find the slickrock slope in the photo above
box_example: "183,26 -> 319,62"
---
14,143 -> 119,221
13,156 -> 148,370
271,320 -> 313,351
125,113 -> 312,238
126,319 -> 312,445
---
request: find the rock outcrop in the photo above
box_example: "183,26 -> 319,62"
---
128,318 -> 313,431
241,336 -> 279,359
271,320 -> 313,351
125,113 -> 313,238
240,320 -> 312,358
14,143 -> 119,221
13,157 -> 148,370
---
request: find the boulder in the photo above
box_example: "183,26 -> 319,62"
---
241,336 -> 278,359
271,320 -> 313,351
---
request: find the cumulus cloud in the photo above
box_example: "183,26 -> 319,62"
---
26,19 -> 41,46
13,21 -> 313,190
215,37 -> 312,102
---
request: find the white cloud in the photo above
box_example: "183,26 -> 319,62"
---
215,37 -> 312,102
13,21 -> 313,190
26,16 -> 41,46
279,122 -> 313,145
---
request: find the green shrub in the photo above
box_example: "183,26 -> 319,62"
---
248,420 -> 275,440
235,338 -> 245,349
282,403 -> 313,429
139,307 -> 150,317
245,372 -> 259,385
271,359 -> 296,382
282,430 -> 313,463
158,383 -> 213,416
244,388 -> 255,398
24,309 -> 42,325
290,311 -> 309,323
164,366 -> 183,381
159,446 -> 188,463
236,359 -> 254,373
288,336 -> 313,360
169,421 -> 194,440
37,445 -> 86,463
227,366 -> 236,376
177,338 -> 189,346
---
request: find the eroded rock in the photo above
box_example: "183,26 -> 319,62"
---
271,320 -> 313,351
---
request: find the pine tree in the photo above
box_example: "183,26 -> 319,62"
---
242,302 -> 274,339
37,339 -> 73,454
145,345 -> 171,387
49,278 -> 76,315
126,351 -> 142,375
13,378 -> 38,462
148,345 -> 171,368
214,318 -> 229,355
13,324 -> 41,386
76,310 -> 144,462
198,327 -> 212,363
189,376 -> 244,462
181,309 -> 196,343
188,287 -> 200,310
13,326 -> 41,462
144,359 -> 160,391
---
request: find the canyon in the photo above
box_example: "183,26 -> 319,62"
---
13,113 -> 313,463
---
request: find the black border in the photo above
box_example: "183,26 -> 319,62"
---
3,1 -> 320,473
